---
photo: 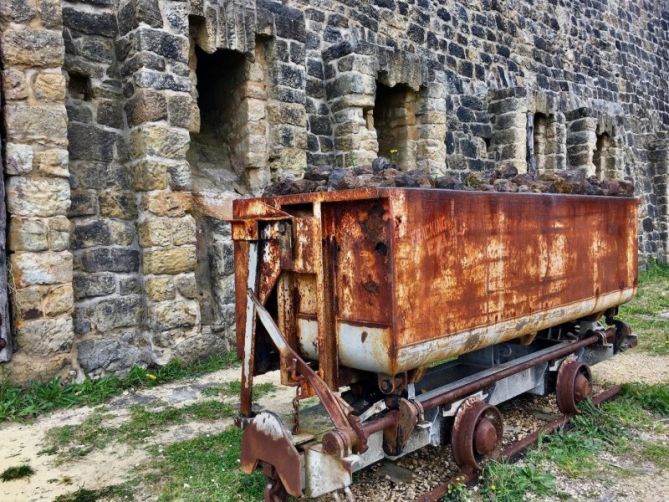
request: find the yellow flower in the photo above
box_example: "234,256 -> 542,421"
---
491,484 -> 496,491
146,373 -> 157,380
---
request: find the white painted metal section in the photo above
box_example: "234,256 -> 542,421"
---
242,242 -> 259,379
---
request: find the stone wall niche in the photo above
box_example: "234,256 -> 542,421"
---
529,112 -> 566,174
373,83 -> 418,171
188,47 -> 269,195
187,36 -> 271,353
593,130 -> 618,180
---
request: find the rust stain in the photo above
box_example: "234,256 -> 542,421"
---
232,188 -> 638,383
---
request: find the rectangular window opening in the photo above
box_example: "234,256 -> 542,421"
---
373,82 -> 418,171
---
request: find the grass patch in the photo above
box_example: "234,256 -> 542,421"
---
53,484 -> 134,502
640,442 -> 669,469
482,386 -> 669,499
44,400 -> 237,461
619,262 -> 669,355
480,463 -> 555,502
0,465 -> 34,482
149,426 -> 266,501
617,382 -> 669,415
525,400 -> 629,478
215,381 -> 277,400
119,400 -> 236,443
45,413 -> 115,462
0,353 -> 238,422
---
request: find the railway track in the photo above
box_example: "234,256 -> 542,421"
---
416,386 -> 621,502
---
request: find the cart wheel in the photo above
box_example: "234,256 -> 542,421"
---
556,359 -> 592,415
451,398 -> 503,471
263,464 -> 288,502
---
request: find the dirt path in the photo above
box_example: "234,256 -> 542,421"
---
1,351 -> 667,502
0,368 -> 294,502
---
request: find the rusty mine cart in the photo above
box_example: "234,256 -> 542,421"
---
230,187 -> 638,500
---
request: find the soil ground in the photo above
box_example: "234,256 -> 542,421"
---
2,267 -> 668,501
0,352 -> 667,501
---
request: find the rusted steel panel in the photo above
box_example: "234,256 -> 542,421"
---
232,188 -> 638,380
323,199 -> 393,325
390,191 -> 637,368
314,200 -> 339,389
291,217 -> 318,274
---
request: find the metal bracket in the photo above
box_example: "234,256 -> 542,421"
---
248,289 -> 368,455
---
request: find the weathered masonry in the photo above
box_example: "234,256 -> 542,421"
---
0,0 -> 667,381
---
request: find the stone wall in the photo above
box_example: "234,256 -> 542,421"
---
1,0 -> 667,381
1,0 -> 74,382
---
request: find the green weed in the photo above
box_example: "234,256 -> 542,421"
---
640,442 -> 669,469
0,465 -> 34,482
151,426 -> 266,501
44,400 -> 237,460
619,263 -> 669,355
215,381 -> 277,400
0,353 -> 238,422
618,383 -> 669,415
480,463 -> 555,502
53,484 -> 133,502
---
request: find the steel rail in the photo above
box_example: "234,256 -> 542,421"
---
415,385 -> 622,502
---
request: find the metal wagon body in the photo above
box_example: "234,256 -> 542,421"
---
231,188 -> 638,499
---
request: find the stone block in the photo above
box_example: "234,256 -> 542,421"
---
7,176 -> 70,217
99,190 -> 138,219
69,190 -> 98,217
167,93 -> 199,132
72,219 -> 111,249
38,0 -> 64,29
97,99 -> 124,129
5,143 -> 33,175
133,159 -> 170,190
78,36 -> 115,64
139,217 -> 172,247
0,0 -> 36,24
175,273 -> 198,299
117,277 -> 139,296
3,68 -> 28,100
124,89 -> 168,126
73,272 -> 116,300
34,148 -> 68,178
62,7 -> 117,37
33,72 -> 66,102
75,295 -> 142,334
1,29 -> 64,68
4,103 -> 68,147
143,246 -> 196,275
47,215 -> 71,251
172,216 -> 196,246
133,69 -> 191,92
68,122 -> 119,162
148,299 -> 198,331
167,161 -> 193,190
11,251 -> 73,288
145,276 -> 175,301
141,191 -> 193,216
43,283 -> 74,317
9,217 -> 48,252
134,28 -> 189,63
78,247 -> 140,273
16,315 -> 73,356
129,125 -> 190,160
13,286 -> 43,321
77,338 -> 153,374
